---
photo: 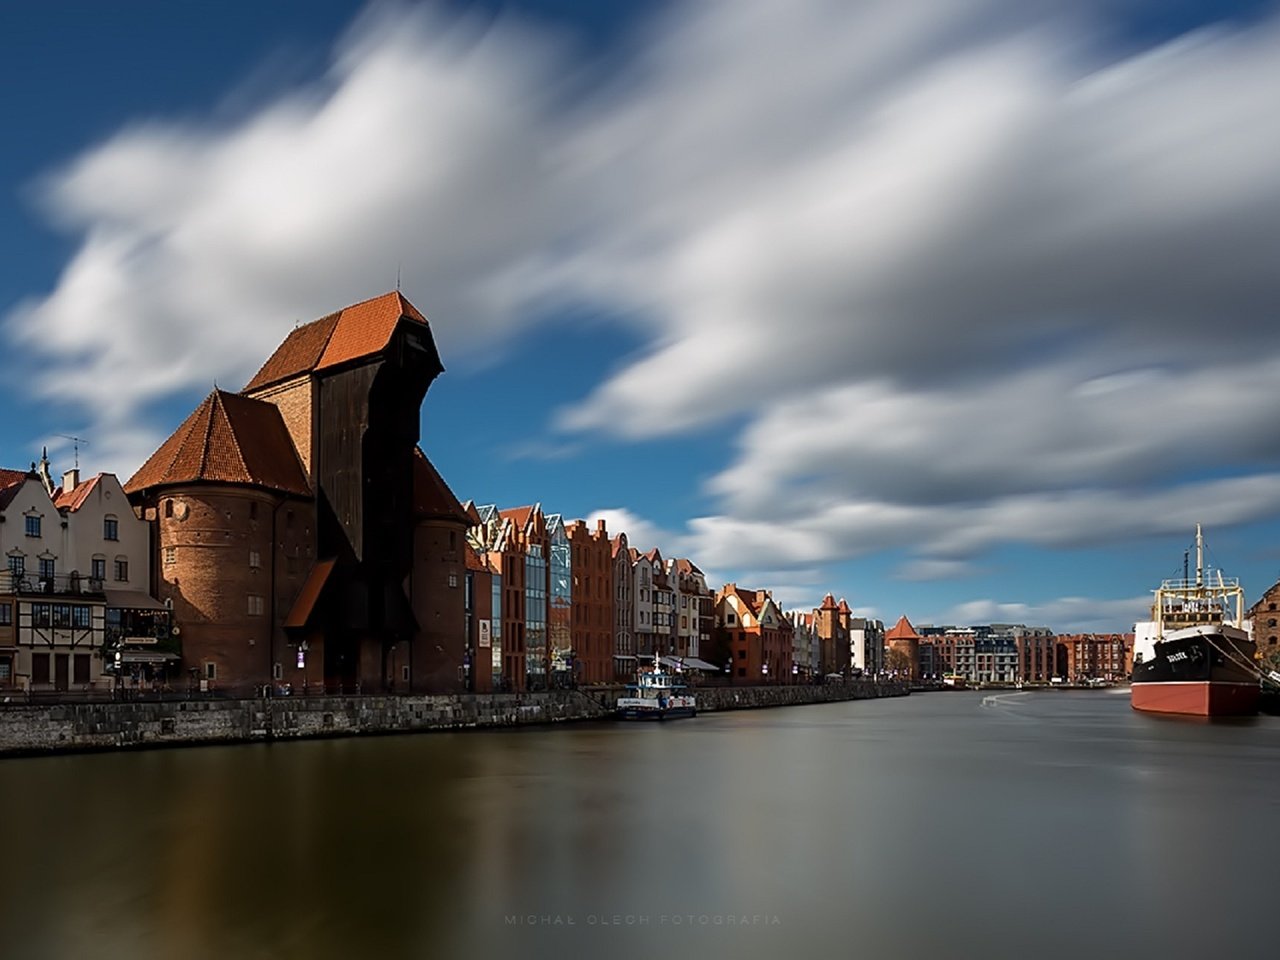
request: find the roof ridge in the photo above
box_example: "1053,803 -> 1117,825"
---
198,391 -> 220,481
217,390 -> 255,483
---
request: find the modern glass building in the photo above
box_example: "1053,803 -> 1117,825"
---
547,514 -> 572,685
525,545 -> 547,688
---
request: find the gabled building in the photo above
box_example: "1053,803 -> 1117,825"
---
715,584 -> 793,684
849,616 -> 885,677
670,557 -> 711,661
814,593 -> 850,676
1247,581 -> 1280,670
611,533 -> 634,680
1,454 -> 161,692
126,291 -> 456,694
567,518 -> 612,685
635,547 -> 672,657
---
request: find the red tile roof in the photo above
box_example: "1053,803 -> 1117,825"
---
464,544 -> 487,572
0,468 -> 31,510
837,598 -> 851,614
53,474 -> 102,512
499,505 -> 535,530
125,390 -> 310,496
820,593 -> 837,610
412,447 -> 470,524
243,291 -> 431,392
885,616 -> 921,641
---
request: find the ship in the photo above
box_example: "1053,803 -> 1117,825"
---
616,653 -> 697,721
1131,525 -> 1260,717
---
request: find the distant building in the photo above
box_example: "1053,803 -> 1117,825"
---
611,533 -> 634,680
814,593 -> 850,676
1055,634 -> 1134,682
885,615 -> 922,680
1246,581 -> 1280,669
849,616 -> 884,677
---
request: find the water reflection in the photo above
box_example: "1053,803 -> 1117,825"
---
2,692 -> 1278,960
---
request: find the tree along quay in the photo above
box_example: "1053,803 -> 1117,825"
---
0,680 -> 909,757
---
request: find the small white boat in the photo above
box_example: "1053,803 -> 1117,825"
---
617,653 -> 697,720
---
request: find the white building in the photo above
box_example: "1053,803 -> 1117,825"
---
849,617 -> 885,676
1,454 -> 159,691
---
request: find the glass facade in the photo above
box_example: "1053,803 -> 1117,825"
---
525,547 -> 547,688
548,520 -> 572,683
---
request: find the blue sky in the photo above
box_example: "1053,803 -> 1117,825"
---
4,0 -> 1280,632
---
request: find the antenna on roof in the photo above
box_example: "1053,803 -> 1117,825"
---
397,262 -> 402,292
56,434 -> 89,471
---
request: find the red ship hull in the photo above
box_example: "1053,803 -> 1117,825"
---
1131,680 -> 1260,717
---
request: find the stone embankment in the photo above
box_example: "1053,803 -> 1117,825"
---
0,681 -> 908,757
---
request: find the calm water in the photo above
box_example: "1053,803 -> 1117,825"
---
3,690 -> 1279,960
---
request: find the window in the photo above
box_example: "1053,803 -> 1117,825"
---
285,510 -> 294,530
38,557 -> 55,580
7,555 -> 23,578
448,573 -> 458,589
247,595 -> 265,616
738,649 -> 746,660
104,516 -> 119,540
273,663 -> 282,680
164,499 -> 174,518
114,559 -> 129,582
91,557 -> 106,580
33,604 -> 51,627
53,604 -> 71,627
25,515 -> 41,538
73,654 -> 90,685
249,502 -> 259,521
205,662 -> 217,680
163,547 -> 176,566
0,603 -> 10,626
72,606 -> 91,629
401,665 -> 410,683
249,549 -> 261,570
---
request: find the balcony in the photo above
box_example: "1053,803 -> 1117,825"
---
1,572 -> 106,598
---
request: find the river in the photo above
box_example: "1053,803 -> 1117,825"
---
2,689 -> 1277,960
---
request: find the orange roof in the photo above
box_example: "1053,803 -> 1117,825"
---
53,474 -> 102,512
499,505 -> 535,529
125,390 -> 310,496
885,616 -> 922,641
0,468 -> 30,510
464,544 -> 487,572
243,291 -> 432,392
412,447 -> 470,524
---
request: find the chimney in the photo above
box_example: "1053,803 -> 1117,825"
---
63,469 -> 80,493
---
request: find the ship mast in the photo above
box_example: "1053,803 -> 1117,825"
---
1195,523 -> 1203,589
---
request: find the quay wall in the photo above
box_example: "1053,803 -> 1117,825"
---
0,682 -> 909,757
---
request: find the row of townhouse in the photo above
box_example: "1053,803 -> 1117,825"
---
3,290 -> 883,697
888,615 -> 1134,684
461,505 -> 718,690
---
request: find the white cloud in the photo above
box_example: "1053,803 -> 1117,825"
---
8,0 -> 1280,594
930,594 -> 1152,633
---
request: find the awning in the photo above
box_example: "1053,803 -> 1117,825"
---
105,590 -> 167,611
284,558 -> 336,629
119,650 -> 180,664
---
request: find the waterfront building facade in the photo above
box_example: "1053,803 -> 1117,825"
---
611,533 -> 634,680
1247,581 -> 1280,671
567,518 -> 612,685
849,616 -> 885,677
814,593 -> 850,676
1055,633 -> 1134,683
1,459 -> 161,692
885,615 -> 922,680
716,584 -> 793,683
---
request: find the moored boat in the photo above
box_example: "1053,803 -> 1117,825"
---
616,654 -> 697,721
1131,525 -> 1260,717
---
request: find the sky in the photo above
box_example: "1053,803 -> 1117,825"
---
3,0 -> 1280,633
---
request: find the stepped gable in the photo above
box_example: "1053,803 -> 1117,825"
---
124,389 -> 310,496
412,447 -> 470,524
885,615 -> 922,641
243,291 -> 432,392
